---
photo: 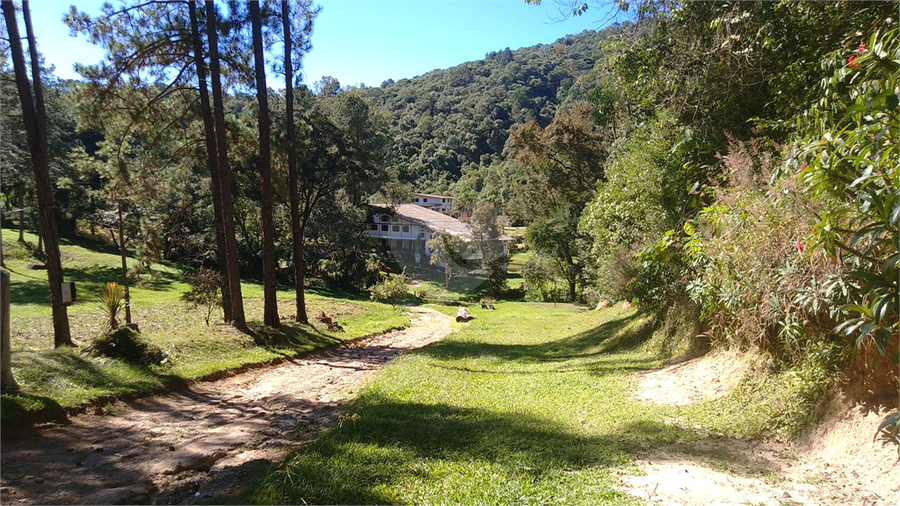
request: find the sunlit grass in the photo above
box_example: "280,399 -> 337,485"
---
245,303 -> 685,505
409,270 -> 489,301
241,299 -> 826,505
505,250 -> 531,290
1,229 -> 409,422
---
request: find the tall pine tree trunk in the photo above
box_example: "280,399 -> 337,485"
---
206,0 -> 246,329
189,0 -> 232,323
250,1 -> 279,327
282,1 -> 308,325
3,0 -> 73,347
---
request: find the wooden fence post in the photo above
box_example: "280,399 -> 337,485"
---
1,269 -> 18,391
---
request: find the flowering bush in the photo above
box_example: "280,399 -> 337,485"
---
792,28 -> 899,354
680,137 -> 852,356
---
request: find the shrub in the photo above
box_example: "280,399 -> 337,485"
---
792,28 -> 899,354
181,267 -> 223,326
87,327 -> 166,366
97,282 -> 127,333
484,257 -> 508,296
369,269 -> 411,306
521,253 -> 559,302
681,138 -> 849,357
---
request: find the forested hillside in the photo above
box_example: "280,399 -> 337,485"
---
359,28 -> 616,192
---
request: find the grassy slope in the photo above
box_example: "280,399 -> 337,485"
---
1,230 -> 409,422
244,300 -> 832,505
247,303 -> 682,505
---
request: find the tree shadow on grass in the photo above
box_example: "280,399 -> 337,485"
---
64,264 -> 181,291
6,278 -> 50,306
243,321 -> 344,355
250,396 -> 764,505
18,349 -> 171,390
0,391 -> 69,428
419,311 -> 658,376
3,349 -> 185,431
7,264 -> 180,307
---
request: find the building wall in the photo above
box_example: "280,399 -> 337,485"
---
410,194 -> 453,214
367,213 -> 434,257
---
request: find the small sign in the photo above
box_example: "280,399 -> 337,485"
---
61,282 -> 76,305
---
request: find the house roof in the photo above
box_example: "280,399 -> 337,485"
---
369,204 -> 513,241
371,204 -> 471,237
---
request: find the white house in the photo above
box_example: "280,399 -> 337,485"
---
408,193 -> 454,214
366,203 -> 510,269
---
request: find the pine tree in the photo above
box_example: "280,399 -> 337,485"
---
3,0 -> 74,347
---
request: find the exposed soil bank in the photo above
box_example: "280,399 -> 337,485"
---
626,350 -> 899,506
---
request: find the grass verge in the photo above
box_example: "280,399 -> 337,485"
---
1,230 -> 410,427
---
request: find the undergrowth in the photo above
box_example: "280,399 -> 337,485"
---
643,297 -> 848,440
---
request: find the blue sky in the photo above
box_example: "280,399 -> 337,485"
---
28,0 -> 616,88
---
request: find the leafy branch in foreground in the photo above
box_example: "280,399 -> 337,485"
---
792,28 -> 899,355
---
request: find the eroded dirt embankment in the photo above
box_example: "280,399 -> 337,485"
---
0,306 -> 452,505
624,350 -> 899,506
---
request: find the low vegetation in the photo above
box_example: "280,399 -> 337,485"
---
0,230 -> 409,425
1,1 -> 895,499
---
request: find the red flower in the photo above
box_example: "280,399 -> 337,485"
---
859,43 -> 866,54
796,241 -> 804,252
800,163 -> 808,172
812,227 -> 817,233
848,56 -> 858,68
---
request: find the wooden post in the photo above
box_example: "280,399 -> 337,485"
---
1,269 -> 18,391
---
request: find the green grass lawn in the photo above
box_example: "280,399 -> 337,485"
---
1,229 -> 410,424
244,302 -> 692,505
410,270 -> 489,302
241,299 -> 828,505
505,250 -> 531,291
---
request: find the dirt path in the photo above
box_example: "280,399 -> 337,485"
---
0,306 -> 452,505
621,350 -> 900,506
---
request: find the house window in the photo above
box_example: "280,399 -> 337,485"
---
369,224 -> 377,231
392,225 -> 400,232
392,216 -> 399,223
381,225 -> 388,231
423,198 -> 428,202
402,225 -> 409,233
413,198 -> 419,202
381,214 -> 391,223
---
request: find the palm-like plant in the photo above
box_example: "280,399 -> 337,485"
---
98,282 -> 126,333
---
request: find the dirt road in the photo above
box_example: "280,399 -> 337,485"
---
0,306 -> 452,505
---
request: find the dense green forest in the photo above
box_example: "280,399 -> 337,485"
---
2,0 -> 897,430
360,27 -> 613,192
